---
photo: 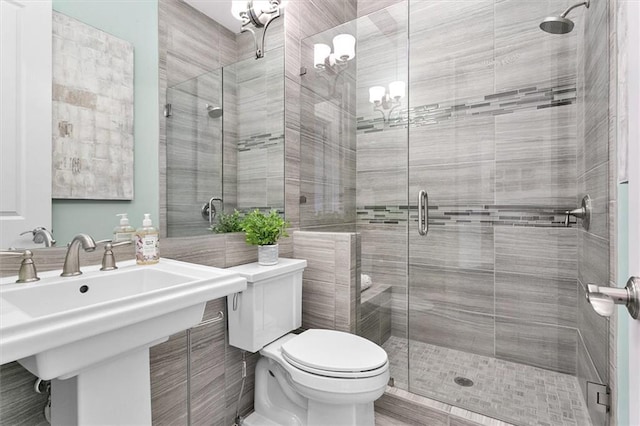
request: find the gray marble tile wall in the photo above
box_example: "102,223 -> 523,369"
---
360,283 -> 392,345
0,235 -> 294,424
159,0 -> 238,237
349,0 -> 585,377
359,223 -> 408,338
232,47 -> 285,211
298,31 -> 357,229
284,0 -> 358,229
166,71 -> 224,237
293,231 -> 360,334
575,0 -> 614,419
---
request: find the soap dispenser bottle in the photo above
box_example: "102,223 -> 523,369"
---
135,213 -> 159,265
113,213 -> 136,242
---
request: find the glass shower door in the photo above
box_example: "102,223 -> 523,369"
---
407,1 -> 599,425
166,70 -> 223,237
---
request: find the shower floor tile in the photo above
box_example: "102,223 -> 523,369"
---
382,336 -> 592,426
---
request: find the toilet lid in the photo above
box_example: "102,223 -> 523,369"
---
281,330 -> 388,377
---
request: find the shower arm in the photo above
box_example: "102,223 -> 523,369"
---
560,0 -> 590,18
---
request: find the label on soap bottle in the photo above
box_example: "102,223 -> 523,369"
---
136,234 -> 159,264
114,232 -> 134,242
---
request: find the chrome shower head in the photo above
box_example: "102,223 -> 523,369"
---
540,16 -> 575,34
206,104 -> 223,118
540,0 -> 589,34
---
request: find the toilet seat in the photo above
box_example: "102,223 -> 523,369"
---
281,329 -> 388,379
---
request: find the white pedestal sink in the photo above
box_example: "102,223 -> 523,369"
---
0,258 -> 247,425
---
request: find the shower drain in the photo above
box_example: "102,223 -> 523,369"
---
454,376 -> 474,387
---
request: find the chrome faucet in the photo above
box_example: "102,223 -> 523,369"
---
61,234 -> 97,277
20,227 -> 56,247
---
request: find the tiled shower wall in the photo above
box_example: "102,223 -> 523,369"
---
352,0 -> 587,377
281,0 -> 358,230
166,70 -> 224,237
576,0 -> 613,414
158,0 -> 238,238
234,48 -> 285,211
163,2 -> 286,237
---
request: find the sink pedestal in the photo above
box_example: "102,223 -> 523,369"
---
51,348 -> 153,425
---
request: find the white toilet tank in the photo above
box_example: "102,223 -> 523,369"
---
226,258 -> 307,352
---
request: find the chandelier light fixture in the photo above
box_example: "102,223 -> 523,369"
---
369,81 -> 406,123
231,0 -> 282,59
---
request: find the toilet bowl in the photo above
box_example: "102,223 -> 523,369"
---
244,331 -> 389,426
226,259 -> 389,426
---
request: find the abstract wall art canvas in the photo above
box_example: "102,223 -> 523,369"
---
52,12 -> 134,200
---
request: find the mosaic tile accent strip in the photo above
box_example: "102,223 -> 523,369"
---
357,82 -> 577,134
233,207 -> 285,215
357,205 -> 572,227
382,336 -> 592,426
237,133 -> 284,151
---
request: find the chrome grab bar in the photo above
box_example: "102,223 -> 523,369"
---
418,190 -> 429,236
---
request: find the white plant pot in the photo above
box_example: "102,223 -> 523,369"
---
258,244 -> 279,266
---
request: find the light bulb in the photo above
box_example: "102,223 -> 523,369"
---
252,0 -> 271,15
333,34 -> 356,61
231,1 -> 247,20
389,81 -> 406,100
369,86 -> 385,104
314,43 -> 331,69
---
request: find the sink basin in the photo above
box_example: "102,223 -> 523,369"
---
3,268 -> 190,318
1,258 -> 246,377
0,258 -> 246,425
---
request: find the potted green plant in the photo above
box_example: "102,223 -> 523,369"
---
209,210 -> 243,234
240,209 -> 290,265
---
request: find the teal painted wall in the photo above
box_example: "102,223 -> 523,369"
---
617,183 -> 629,426
51,0 -> 159,243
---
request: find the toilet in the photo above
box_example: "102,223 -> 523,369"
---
226,258 -> 389,426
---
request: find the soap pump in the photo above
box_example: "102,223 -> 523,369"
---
135,213 -> 159,265
113,213 -> 136,242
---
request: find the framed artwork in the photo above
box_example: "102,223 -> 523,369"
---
52,12 -> 134,200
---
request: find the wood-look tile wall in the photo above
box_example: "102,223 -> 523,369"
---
283,0 -> 358,230
159,0 -> 238,238
342,0 -> 584,376
575,0 -> 616,422
293,231 -> 360,334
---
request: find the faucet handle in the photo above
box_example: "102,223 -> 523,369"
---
20,227 -> 56,247
100,241 -> 132,271
0,249 -> 39,283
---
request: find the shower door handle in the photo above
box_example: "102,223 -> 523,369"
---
418,190 -> 429,236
